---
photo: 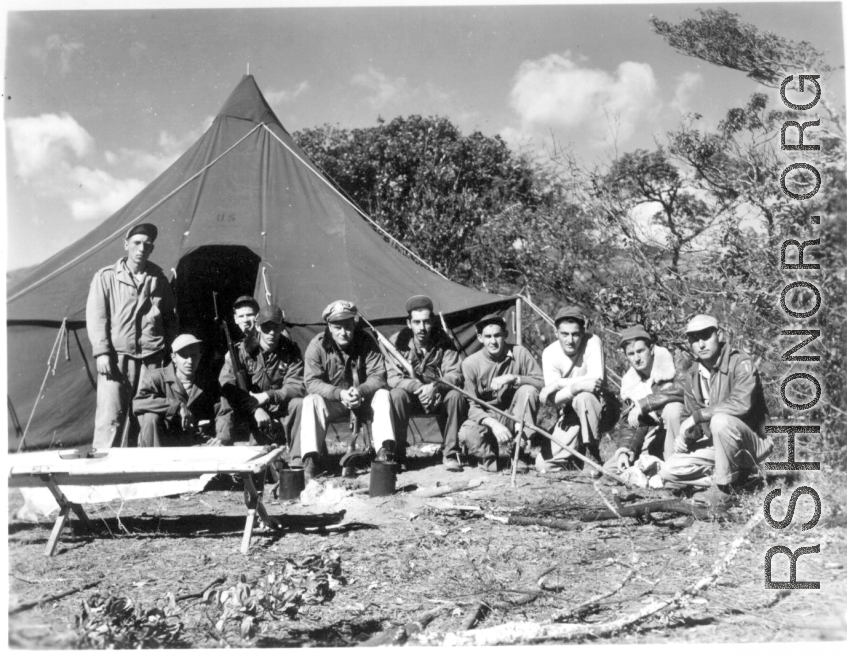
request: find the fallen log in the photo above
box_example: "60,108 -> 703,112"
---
462,600 -> 490,630
502,516 -> 582,531
580,499 -> 722,522
359,606 -> 446,646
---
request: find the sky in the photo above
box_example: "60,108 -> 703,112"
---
2,1 -> 845,271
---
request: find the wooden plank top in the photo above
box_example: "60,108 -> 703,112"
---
8,446 -> 285,487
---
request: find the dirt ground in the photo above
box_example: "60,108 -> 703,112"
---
7,430 -> 847,648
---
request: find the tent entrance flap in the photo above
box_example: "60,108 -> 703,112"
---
173,245 -> 262,382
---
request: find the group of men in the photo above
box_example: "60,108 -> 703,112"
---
87,222 -> 773,505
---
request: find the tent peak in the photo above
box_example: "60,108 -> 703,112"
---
217,75 -> 286,129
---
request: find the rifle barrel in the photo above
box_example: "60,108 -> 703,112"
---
425,375 -> 624,484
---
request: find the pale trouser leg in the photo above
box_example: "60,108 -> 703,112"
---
549,417 -> 581,461
137,413 -> 163,448
572,392 -> 602,445
660,447 -> 715,487
299,395 -> 343,457
93,375 -> 123,449
370,389 -> 395,448
661,402 -> 684,461
710,413 -> 773,485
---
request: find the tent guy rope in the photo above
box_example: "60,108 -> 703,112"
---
260,123 -> 450,281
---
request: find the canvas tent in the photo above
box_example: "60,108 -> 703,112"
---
7,75 -> 516,452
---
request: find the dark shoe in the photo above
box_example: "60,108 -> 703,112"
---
443,454 -> 463,472
376,441 -> 396,462
735,469 -> 764,493
479,457 -> 499,473
303,454 -> 321,483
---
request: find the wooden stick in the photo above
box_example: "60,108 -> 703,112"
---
358,314 -> 417,379
429,511 -> 765,646
425,376 -> 625,485
412,479 -> 484,498
579,499 -> 720,522
511,401 -> 529,488
504,516 -> 582,531
9,580 -> 101,615
176,576 -> 226,601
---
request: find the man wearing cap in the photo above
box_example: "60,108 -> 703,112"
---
133,334 -> 220,447
86,223 -> 178,449
216,304 -> 305,456
538,305 -> 608,475
388,295 -> 468,472
660,314 -> 772,506
232,296 -> 260,341
302,300 -> 397,474
604,325 -> 684,475
458,314 -> 544,472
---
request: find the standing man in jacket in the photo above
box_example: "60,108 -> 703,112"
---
134,334 -> 219,447
86,223 -> 178,449
458,314 -> 544,472
538,305 -> 608,475
216,304 -> 305,454
605,325 -> 684,475
302,301 -> 397,478
660,314 -> 773,506
388,295 -> 468,472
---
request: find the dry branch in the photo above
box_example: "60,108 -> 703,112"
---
412,479 -> 484,498
423,511 -> 764,646
359,606 -> 446,646
580,499 -> 722,522
501,516 -> 582,531
551,568 -> 636,622
10,580 -> 102,615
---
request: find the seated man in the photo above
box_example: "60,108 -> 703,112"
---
388,295 -> 468,472
302,301 -> 397,476
458,314 -> 543,472
605,325 -> 684,476
660,314 -> 773,506
216,304 -> 305,457
133,334 -> 219,447
539,305 -> 607,476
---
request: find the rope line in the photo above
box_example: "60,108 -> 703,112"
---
8,123 -> 264,303
261,124 -> 448,280
18,318 -> 67,452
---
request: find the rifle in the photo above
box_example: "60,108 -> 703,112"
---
213,292 -> 250,393
439,311 -> 468,358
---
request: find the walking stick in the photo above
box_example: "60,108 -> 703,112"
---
511,401 -> 529,488
423,375 -> 625,485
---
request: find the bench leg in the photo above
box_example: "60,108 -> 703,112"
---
40,474 -> 91,556
45,505 -> 71,556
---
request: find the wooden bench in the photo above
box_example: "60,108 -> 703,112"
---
8,446 -> 285,556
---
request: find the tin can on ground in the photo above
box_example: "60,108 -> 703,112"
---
369,460 -> 396,497
279,466 -> 305,500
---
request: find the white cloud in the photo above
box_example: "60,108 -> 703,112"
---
66,167 -> 146,221
508,52 -> 659,147
351,67 -> 410,110
671,72 -> 703,115
8,113 -> 94,178
8,112 -> 145,222
104,120 -> 213,174
266,81 -> 310,105
28,34 -> 84,73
